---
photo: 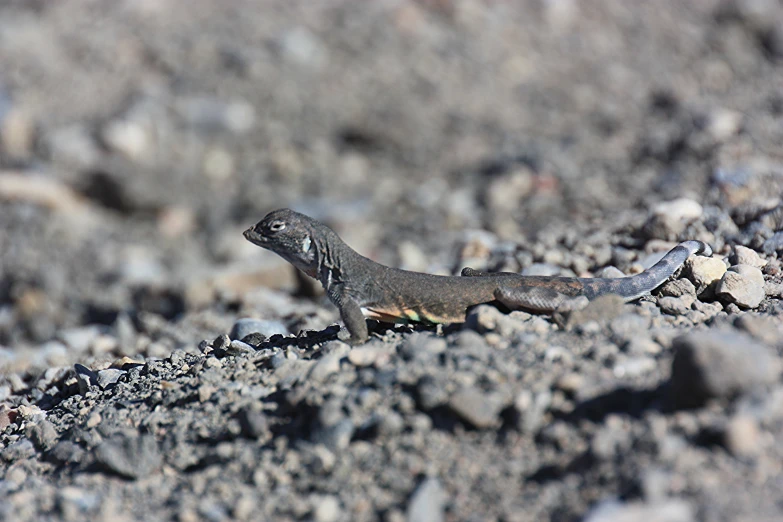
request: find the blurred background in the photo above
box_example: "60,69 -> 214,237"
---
0,0 -> 781,365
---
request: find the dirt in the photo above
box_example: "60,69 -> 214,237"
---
1,1 -> 782,521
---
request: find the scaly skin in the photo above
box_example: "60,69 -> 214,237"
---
244,209 -> 712,344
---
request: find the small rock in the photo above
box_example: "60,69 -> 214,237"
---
417,376 -> 448,410
102,118 -> 152,161
716,267 -> 765,309
407,477 -> 446,522
671,330 -> 780,409
239,332 -> 267,348
28,420 -> 58,451
309,355 -> 341,383
584,499 -> 694,522
46,440 -> 86,465
229,318 -> 288,341
347,343 -> 390,367
657,296 -> 693,316
211,334 -> 231,351
658,278 -> 696,298
74,364 -> 99,394
684,256 -> 727,295
237,408 -> 269,439
96,369 -> 125,389
762,232 -> 783,255
598,266 -> 626,278
723,415 -> 761,457
399,333 -> 447,361
730,245 -> 766,268
313,495 -> 341,522
2,439 -> 35,461
447,387 -> 502,429
312,418 -> 354,452
94,432 -> 160,479
227,340 -> 256,355
646,198 -> 703,239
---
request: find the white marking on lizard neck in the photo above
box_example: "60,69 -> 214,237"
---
302,237 -> 311,253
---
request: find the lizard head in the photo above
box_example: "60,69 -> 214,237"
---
244,208 -> 319,276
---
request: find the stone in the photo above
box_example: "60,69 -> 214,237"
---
313,495 -> 341,522
447,387 -> 502,429
308,355 -> 342,383
237,408 -> 269,439
716,267 -> 765,309
407,477 -> 445,522
227,340 -> 256,355
684,256 -> 726,294
347,343 -> 390,367
658,278 -> 696,298
229,318 -> 288,341
730,245 -> 766,268
657,296 -> 693,316
723,415 -> 761,457
645,198 -> 703,239
584,499 -> 694,522
671,330 -> 780,409
97,369 -> 125,389
762,232 -> 783,255
74,364 -> 99,395
28,420 -> 58,451
94,432 -> 160,479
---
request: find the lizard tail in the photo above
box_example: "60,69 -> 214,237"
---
582,240 -> 712,302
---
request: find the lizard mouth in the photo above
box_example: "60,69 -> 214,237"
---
243,226 -> 267,245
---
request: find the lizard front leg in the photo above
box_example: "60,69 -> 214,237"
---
336,295 -> 369,345
494,285 -> 589,313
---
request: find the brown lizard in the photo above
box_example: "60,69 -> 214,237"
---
244,208 -> 712,344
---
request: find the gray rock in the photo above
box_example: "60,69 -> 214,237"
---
399,333 -> 447,361
598,266 -> 626,278
584,499 -> 695,522
723,415 -> 761,457
657,296 -> 692,316
407,477 -> 446,522
565,294 -> 625,326
74,364 -> 99,395
658,278 -> 696,298
229,318 -> 288,341
447,387 -> 502,429
97,369 -> 125,389
28,420 -> 58,451
211,334 -> 231,351
313,495 -> 341,522
716,267 -> 765,309
2,438 -> 36,462
308,355 -> 342,383
57,325 -> 103,353
762,231 -> 783,255
237,408 -> 269,439
671,330 -> 780,409
94,432 -> 161,479
417,375 -> 448,411
46,440 -> 86,465
227,339 -> 256,355
312,418 -> 354,452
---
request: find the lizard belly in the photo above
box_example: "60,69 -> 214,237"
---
360,305 -> 465,325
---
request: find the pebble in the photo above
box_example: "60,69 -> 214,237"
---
57,326 -> 104,353
227,340 -> 256,355
762,231 -> 783,255
671,330 -> 780,409
723,415 -> 761,457
47,441 -> 86,465
94,432 -> 161,479
715,266 -> 765,309
684,256 -> 727,294
598,266 -> 626,278
74,364 -> 99,394
28,420 -> 58,451
565,294 -> 625,327
447,387 -> 502,429
646,198 -> 703,238
399,333 -> 447,361
658,279 -> 696,298
730,245 -> 766,268
237,408 -> 269,439
96,369 -> 125,389
347,343 -> 390,367
583,499 -> 694,522
657,296 -> 693,316
406,477 -> 445,522
102,118 -> 152,161
229,318 -> 288,341
313,495 -> 341,522
308,355 -> 342,383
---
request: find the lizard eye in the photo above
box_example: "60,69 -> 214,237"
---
269,220 -> 286,232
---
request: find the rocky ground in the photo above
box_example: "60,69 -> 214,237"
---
1,1 -> 783,521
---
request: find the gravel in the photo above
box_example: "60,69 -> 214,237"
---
1,2 -> 782,521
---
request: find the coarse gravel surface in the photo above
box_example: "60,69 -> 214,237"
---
1,1 -> 783,521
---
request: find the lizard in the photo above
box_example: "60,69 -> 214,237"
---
244,208 -> 713,344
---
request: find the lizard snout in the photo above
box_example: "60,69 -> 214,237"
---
243,226 -> 266,243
